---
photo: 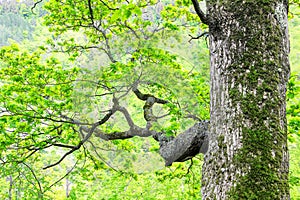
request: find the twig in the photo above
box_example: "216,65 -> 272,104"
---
99,0 -> 118,10
43,110 -> 115,169
185,158 -> 193,176
86,140 -> 118,171
43,146 -> 80,169
31,0 -> 43,14
44,160 -> 78,192
23,162 -> 43,196
188,32 -> 209,43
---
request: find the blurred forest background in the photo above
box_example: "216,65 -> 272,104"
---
0,0 -> 299,199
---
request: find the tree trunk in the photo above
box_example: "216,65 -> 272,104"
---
202,0 -> 290,199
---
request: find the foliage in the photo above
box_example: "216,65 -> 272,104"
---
288,73 -> 300,199
0,0 -> 209,199
0,0 -> 299,199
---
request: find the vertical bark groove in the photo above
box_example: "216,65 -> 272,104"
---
202,0 -> 290,199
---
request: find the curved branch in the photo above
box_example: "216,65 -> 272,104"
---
123,21 -> 140,39
115,105 -> 135,128
87,0 -> 94,20
87,140 -> 118,171
31,0 -> 43,14
132,86 -> 168,129
159,120 -> 209,166
23,162 -> 43,196
188,32 -> 209,43
191,0 -> 209,24
143,96 -> 156,122
132,88 -> 168,104
44,160 -> 78,192
99,0 -> 119,10
43,145 -> 80,170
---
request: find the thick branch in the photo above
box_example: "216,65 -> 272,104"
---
159,120 -> 209,166
132,88 -> 168,104
64,101 -> 158,140
115,105 -> 135,128
191,0 -> 209,25
132,87 -> 168,127
89,125 -> 157,140
143,96 -> 156,122
87,0 -> 95,25
53,100 -> 209,168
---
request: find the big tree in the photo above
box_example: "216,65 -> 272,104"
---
0,0 -> 291,199
201,0 -> 290,199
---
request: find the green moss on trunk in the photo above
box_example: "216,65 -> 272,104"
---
203,0 -> 290,199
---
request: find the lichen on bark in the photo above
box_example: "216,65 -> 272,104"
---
201,0 -> 290,199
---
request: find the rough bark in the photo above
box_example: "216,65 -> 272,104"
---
201,0 -> 290,199
158,120 -> 209,166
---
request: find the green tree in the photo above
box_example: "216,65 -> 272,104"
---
0,0 -> 297,199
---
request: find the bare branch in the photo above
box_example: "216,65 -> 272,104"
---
56,45 -> 100,54
159,121 -> 209,166
8,112 -> 92,126
191,0 -> 209,24
43,145 -> 80,170
44,160 -> 78,192
91,125 -> 157,140
117,106 -> 135,128
185,113 -> 201,121
132,88 -> 168,104
31,0 -> 43,14
94,130 -> 134,140
183,159 -> 193,177
24,149 -> 40,161
188,32 -> 209,43
23,162 -> 43,195
52,144 -> 77,149
99,0 -> 119,10
87,0 -> 95,25
132,86 -> 168,129
123,21 -> 140,39
143,96 -> 157,122
85,0 -> 116,62
86,140 -> 118,171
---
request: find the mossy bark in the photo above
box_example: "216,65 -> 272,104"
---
202,0 -> 290,199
